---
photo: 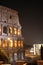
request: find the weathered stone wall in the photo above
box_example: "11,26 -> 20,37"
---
0,6 -> 20,26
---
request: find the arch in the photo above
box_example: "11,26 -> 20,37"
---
0,48 -> 9,63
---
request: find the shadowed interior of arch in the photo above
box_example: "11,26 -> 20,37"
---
0,49 -> 9,63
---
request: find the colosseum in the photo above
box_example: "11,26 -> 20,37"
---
0,6 -> 24,64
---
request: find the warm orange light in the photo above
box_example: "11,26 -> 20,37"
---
14,28 -> 17,35
14,40 -> 17,48
9,27 -> 12,34
3,40 -> 7,48
14,28 -> 16,30
0,39 -> 1,47
21,41 -> 23,48
0,25 -> 1,34
18,41 -> 20,47
8,38 -> 13,48
8,40 -> 13,48
8,38 -> 10,40
18,29 -> 21,36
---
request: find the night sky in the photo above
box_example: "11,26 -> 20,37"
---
0,0 -> 43,45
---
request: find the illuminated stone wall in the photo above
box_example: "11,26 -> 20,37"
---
0,6 -> 24,63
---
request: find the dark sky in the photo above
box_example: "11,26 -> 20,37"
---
0,0 -> 43,45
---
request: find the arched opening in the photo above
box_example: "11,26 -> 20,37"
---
0,49 -> 9,64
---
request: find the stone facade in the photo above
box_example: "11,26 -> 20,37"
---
0,6 -> 20,26
0,6 -> 24,63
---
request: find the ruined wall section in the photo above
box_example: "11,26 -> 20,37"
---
0,6 -> 20,27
